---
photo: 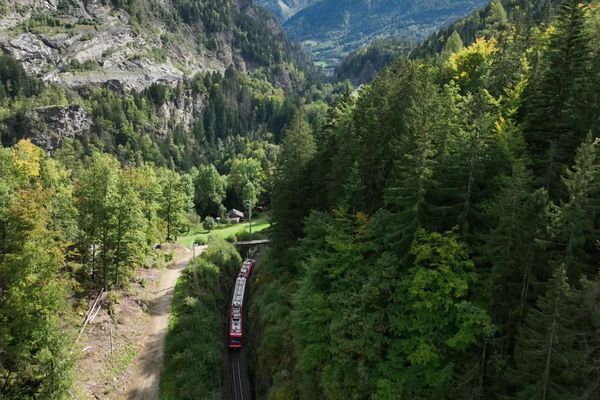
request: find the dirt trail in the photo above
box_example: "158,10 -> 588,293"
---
127,245 -> 206,400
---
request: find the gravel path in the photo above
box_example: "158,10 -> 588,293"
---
126,245 -> 206,400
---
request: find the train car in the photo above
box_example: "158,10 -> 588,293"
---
228,257 -> 257,349
229,276 -> 247,349
238,259 -> 255,279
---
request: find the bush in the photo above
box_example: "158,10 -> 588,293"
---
203,216 -> 216,231
236,230 -> 262,242
225,233 -> 237,243
194,236 -> 208,246
204,237 -> 242,276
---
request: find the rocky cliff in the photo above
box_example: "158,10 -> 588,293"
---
0,0 -> 295,91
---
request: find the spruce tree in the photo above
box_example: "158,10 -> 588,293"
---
510,267 -> 588,400
550,135 -> 600,281
382,71 -> 441,257
523,0 -> 591,199
483,163 -> 550,363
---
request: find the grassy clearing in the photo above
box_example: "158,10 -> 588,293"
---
159,238 -> 241,400
178,215 -> 270,247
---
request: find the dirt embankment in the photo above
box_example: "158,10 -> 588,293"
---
73,244 -> 204,400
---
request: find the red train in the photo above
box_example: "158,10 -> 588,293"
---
229,259 -> 255,349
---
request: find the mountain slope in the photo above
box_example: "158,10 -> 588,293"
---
283,0 -> 488,67
0,0 -> 299,90
335,0 -> 563,85
254,0 -> 320,21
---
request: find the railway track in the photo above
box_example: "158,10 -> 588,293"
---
228,349 -> 250,400
225,247 -> 260,400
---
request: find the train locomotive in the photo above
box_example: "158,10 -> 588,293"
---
228,259 -> 255,349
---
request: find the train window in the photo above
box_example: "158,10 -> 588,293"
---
231,339 -> 241,344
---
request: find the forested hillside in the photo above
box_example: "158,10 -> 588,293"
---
333,38 -> 415,85
334,0 -> 565,85
251,0 -> 600,398
0,140 -> 195,397
283,0 -> 487,68
0,1 -> 349,398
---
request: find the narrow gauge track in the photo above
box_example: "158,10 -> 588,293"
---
225,249 -> 258,400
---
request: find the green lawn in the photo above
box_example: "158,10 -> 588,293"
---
178,217 -> 270,247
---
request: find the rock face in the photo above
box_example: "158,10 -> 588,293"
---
0,0 -> 291,91
31,104 -> 91,150
254,0 -> 320,21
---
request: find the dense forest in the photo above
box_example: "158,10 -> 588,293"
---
331,0 -> 566,85
251,0 -> 600,398
0,140 -> 194,397
2,0 -> 600,398
0,4 -> 350,396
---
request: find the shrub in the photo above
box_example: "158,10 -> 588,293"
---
194,236 -> 208,246
203,216 -> 216,231
236,230 -> 261,242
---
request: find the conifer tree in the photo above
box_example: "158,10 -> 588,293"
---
523,0 -> 591,199
550,135 -> 600,281
510,267 -> 588,400
483,163 -> 550,358
488,0 -> 509,26
271,112 -> 317,249
382,73 -> 440,257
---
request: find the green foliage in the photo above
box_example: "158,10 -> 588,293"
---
228,157 -> 265,200
75,153 -> 147,289
202,216 -> 216,231
508,267 -> 592,400
160,239 -> 241,399
253,3 -> 600,398
378,230 -> 492,399
157,168 -> 194,242
524,0 -> 593,199
0,141 -> 74,399
194,164 -> 226,217
334,38 -> 414,85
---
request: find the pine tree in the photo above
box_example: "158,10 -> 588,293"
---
483,163 -> 550,361
488,0 -> 509,26
271,112 -> 317,249
445,31 -> 464,54
382,72 -> 440,257
338,161 -> 365,214
523,0 -> 592,199
550,135 -> 600,282
509,267 -> 588,400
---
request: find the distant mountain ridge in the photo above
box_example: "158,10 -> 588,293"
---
283,0 -> 488,67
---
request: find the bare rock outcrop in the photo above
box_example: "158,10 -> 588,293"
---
31,104 -> 91,150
